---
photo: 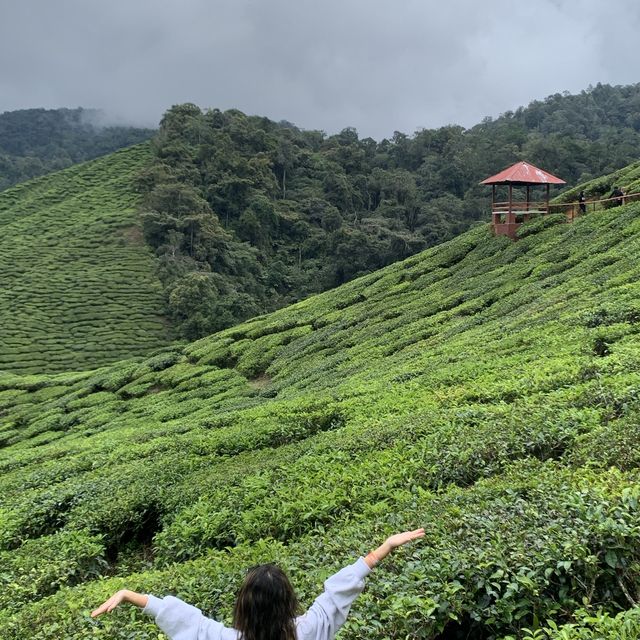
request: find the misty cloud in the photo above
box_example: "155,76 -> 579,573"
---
1,0 -> 640,139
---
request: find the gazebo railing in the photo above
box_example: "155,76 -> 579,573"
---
491,201 -> 549,213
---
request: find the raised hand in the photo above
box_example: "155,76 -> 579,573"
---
365,527 -> 425,568
385,527 -> 425,548
91,590 -> 128,618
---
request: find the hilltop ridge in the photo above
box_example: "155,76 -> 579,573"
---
3,193 -> 640,637
0,107 -> 154,191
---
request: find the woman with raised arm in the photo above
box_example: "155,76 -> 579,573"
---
92,528 -> 425,640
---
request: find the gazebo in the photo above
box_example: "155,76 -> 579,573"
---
481,162 -> 566,239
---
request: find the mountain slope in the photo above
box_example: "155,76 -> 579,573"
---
3,197 -> 640,638
0,144 -> 170,373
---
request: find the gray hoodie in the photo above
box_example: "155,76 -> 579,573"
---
143,557 -> 371,640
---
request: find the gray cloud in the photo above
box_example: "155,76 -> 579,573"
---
1,0 -> 639,139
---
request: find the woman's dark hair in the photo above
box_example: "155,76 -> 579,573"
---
233,563 -> 300,640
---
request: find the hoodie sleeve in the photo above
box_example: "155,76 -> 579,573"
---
143,594 -> 237,640
296,557 -> 371,640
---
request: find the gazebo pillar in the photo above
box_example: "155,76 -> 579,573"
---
491,185 -> 499,227
545,184 -> 550,214
507,184 -> 514,225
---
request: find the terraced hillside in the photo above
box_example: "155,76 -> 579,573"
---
4,199 -> 640,639
0,144 -> 170,373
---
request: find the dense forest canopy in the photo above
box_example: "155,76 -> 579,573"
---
140,82 -> 640,339
0,108 -> 153,190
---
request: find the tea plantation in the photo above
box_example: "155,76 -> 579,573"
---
3,196 -> 640,638
0,143 -> 169,374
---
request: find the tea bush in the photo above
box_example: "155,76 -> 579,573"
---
4,199 -> 640,637
0,144 -> 169,374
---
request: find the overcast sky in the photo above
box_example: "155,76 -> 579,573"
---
1,0 -> 640,139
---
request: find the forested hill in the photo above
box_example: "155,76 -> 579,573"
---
143,83 -> 640,340
2,83 -> 639,362
4,194 -> 640,638
0,107 -> 154,190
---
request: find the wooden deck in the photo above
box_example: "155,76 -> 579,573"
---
492,191 -> 640,239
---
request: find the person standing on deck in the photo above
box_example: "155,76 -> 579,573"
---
610,186 -> 624,207
578,190 -> 586,214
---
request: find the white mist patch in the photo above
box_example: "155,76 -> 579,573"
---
78,108 -> 157,130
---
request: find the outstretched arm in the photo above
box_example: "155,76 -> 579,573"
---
297,528 -> 425,638
92,590 -> 228,639
91,590 -> 148,617
364,527 -> 425,569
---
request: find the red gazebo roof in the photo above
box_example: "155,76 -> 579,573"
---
481,162 -> 566,186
